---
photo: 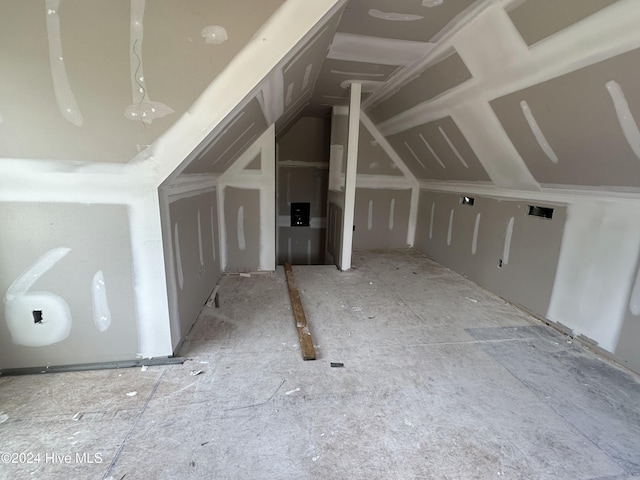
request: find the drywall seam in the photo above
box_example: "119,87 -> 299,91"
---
236,206 -> 246,250
45,0 -> 83,126
174,222 -> 184,290
404,141 -> 428,170
92,270 -> 112,333
429,201 -> 435,239
389,198 -> 396,231
302,64 -> 313,89
419,133 -> 446,169
210,206 -> 216,262
5,247 -> 71,302
125,0 -> 173,124
213,123 -> 256,167
198,112 -> 246,160
327,32 -> 433,66
472,212 -> 481,255
439,126 -> 469,168
502,216 -> 514,266
606,80 -> 640,160
340,83 -> 361,270
368,9 -> 424,21
331,70 -> 386,78
447,209 -> 454,246
407,186 -> 419,246
520,100 -> 559,164
163,176 -> 218,201
367,200 -> 374,230
285,83 -> 295,106
197,210 -> 204,267
158,188 -> 181,350
217,186 -> 227,272
139,0 -> 344,184
630,265 -> 640,316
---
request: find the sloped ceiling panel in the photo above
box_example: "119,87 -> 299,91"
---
367,50 -> 472,123
508,0 -> 620,46
386,116 -> 490,182
275,10 -> 343,134
183,97 -> 267,174
357,124 -> 403,176
338,0 -> 476,42
0,0 -> 285,163
491,48 -> 640,188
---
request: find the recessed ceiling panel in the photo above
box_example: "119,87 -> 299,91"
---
491,48 -> 640,187
508,0 -> 619,46
386,116 -> 490,181
368,51 -> 472,123
337,0 -> 477,43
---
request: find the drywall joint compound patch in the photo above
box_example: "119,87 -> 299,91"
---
606,81 -> 640,160
201,25 -> 228,44
4,247 -> 73,347
125,0 -> 174,124
368,9 -> 424,21
92,270 -> 112,332
520,101 -> 559,164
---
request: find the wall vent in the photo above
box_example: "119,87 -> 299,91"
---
528,205 -> 554,219
460,196 -> 475,206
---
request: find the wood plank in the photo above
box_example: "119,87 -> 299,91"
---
284,263 -> 316,361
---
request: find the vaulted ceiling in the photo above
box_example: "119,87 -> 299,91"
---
3,0 -> 639,193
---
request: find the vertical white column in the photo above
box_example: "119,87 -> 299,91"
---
340,82 -> 361,270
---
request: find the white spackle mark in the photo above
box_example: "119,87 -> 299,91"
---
331,70 -> 385,78
197,210 -> 204,267
286,172 -> 291,206
368,9 -> 424,21
174,223 -> 184,290
367,200 -> 374,231
629,264 -> 640,316
312,455 -> 320,462
237,206 -> 246,251
404,418 -> 414,427
285,387 -> 300,395
190,370 -> 203,376
465,297 -> 478,303
285,82 -> 294,107
520,100 -> 559,164
126,391 -> 137,397
472,213 -> 481,255
287,237 -> 292,264
389,198 -> 395,231
91,270 -> 112,333
419,133 -> 446,169
439,126 -> 469,168
0,412 -> 8,424
141,365 -> 148,372
45,0 -> 83,126
369,162 -> 379,169
4,247 -> 73,347
404,141 -> 427,170
429,202 -> 435,240
606,81 -> 640,160
201,25 -> 228,44
125,0 -> 174,124
503,217 -> 515,266
302,64 -> 313,90
210,206 -> 216,261
307,240 -> 312,265
422,0 -> 444,6
447,209 -> 454,246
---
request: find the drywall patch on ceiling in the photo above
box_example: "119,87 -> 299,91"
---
4,247 -> 73,347
368,9 -> 424,22
125,0 -> 174,125
606,80 -> 640,160
422,0 -> 444,6
91,270 -> 112,333
45,0 -> 83,127
201,25 -> 228,44
520,100 -> 559,164
328,33 -> 433,66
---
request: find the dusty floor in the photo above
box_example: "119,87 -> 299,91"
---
1,249 -> 639,480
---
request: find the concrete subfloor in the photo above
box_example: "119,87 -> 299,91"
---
1,249 -> 640,480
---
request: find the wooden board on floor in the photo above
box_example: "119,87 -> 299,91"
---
284,263 -> 316,361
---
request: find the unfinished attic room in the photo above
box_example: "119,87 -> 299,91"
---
3,0 -> 640,478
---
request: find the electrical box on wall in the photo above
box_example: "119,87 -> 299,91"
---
291,203 -> 310,227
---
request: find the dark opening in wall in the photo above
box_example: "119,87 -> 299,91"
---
460,196 -> 475,206
32,310 -> 43,324
291,203 -> 311,227
528,205 -> 554,219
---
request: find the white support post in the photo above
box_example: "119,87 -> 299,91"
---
340,82 -> 361,270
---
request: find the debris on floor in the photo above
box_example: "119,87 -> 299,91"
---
465,297 -> 479,303
239,273 -> 251,278
140,365 -> 148,372
190,370 -> 204,376
126,391 -> 137,397
330,362 -> 344,368
285,387 -> 300,395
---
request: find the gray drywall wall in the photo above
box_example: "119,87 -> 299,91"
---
368,51 -> 472,123
277,116 -> 330,265
165,190 -> 220,347
0,202 -> 138,370
616,256 -> 640,372
357,124 -> 403,176
415,190 -> 565,319
490,47 -> 640,188
326,198 -> 343,265
353,188 -> 411,249
508,0 -> 619,46
224,186 -> 260,272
